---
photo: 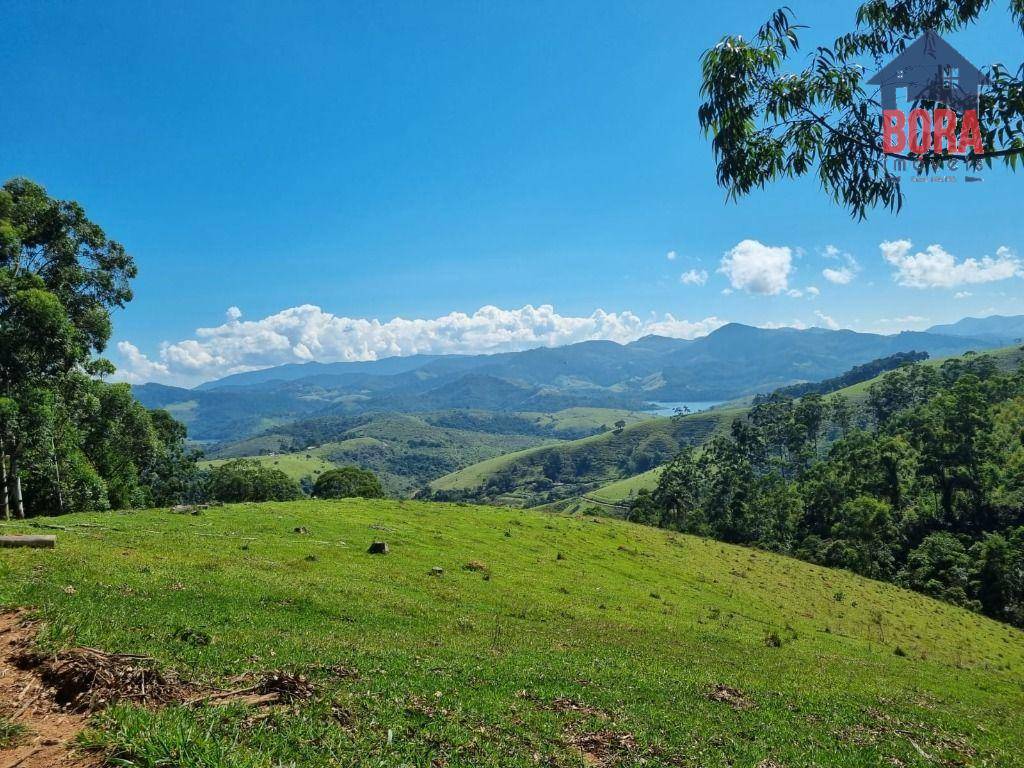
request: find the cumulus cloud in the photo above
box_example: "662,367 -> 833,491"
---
718,239 -> 793,295
666,250 -> 677,261
954,291 -> 972,299
888,315 -> 927,323
881,240 -> 1022,288
116,342 -> 171,384
116,304 -> 728,386
814,311 -> 840,330
821,244 -> 859,285
823,267 -> 856,285
679,269 -> 708,286
759,319 -> 810,330
875,315 -> 929,330
806,286 -> 820,297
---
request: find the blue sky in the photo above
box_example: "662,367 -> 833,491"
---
4,0 -> 1023,385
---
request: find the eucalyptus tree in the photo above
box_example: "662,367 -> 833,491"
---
0,178 -> 136,515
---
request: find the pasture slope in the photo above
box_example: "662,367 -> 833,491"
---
429,407 -> 743,503
1,500 -> 1022,767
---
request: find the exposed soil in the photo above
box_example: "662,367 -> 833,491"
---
0,611 -> 98,768
0,611 -> 315,768
566,729 -> 638,767
706,682 -> 754,711
549,696 -> 609,719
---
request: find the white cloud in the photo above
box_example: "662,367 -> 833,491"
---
644,314 -> 726,338
117,304 -> 729,386
787,288 -> 803,298
820,244 -> 860,285
718,239 -> 793,295
814,311 -> 840,330
116,341 -> 171,384
806,286 -> 820,297
881,240 -> 1022,289
666,250 -> 677,261
679,269 -> 708,286
823,266 -> 856,285
875,315 -> 929,330
954,291 -> 972,299
226,306 -> 243,321
759,319 -> 810,330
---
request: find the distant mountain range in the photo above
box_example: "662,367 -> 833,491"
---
925,315 -> 1024,344
132,316 -> 1024,442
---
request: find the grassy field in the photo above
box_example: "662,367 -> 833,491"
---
200,453 -> 337,482
520,408 -> 650,435
2,501 -> 1023,767
544,468 -> 666,516
587,468 -> 664,504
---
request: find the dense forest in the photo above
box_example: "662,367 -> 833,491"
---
632,353 -> 1024,627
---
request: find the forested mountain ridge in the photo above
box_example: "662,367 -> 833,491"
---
926,314 -> 1024,344
133,322 -> 1005,442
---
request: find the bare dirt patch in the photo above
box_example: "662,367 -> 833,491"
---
549,697 -> 609,719
0,610 -> 98,768
566,729 -> 638,767
0,610 -> 324,767
706,682 -> 754,711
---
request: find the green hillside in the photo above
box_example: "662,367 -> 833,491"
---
543,467 -> 666,516
428,407 -> 743,505
200,453 -> 337,483
521,407 -> 650,435
452,346 -> 1024,512
1,501 -> 1021,767
207,413 -> 560,496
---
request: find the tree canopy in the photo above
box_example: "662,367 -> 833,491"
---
206,459 -> 303,503
699,1 -> 1024,218
633,353 -> 1024,627
314,466 -> 385,500
0,178 -> 196,517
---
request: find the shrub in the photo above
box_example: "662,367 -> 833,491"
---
313,466 -> 385,499
205,459 -> 302,503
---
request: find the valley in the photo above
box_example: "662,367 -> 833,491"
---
131,320 -> 1021,504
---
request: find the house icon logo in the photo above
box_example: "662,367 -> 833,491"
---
868,30 -> 989,113
871,31 -> 988,156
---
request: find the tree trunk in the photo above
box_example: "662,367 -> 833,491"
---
1,451 -> 9,521
51,435 -> 64,515
9,453 -> 24,519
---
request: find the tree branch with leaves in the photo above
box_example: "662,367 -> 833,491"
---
699,1 -> 1024,218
